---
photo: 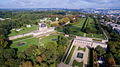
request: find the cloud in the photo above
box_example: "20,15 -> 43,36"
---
84,0 -> 111,3
0,0 -> 120,8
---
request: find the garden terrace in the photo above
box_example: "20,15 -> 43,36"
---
11,37 -> 39,53
10,35 -> 59,53
39,35 -> 58,44
8,25 -> 37,37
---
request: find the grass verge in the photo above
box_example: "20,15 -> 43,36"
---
78,47 -> 86,51
72,60 -> 83,67
65,46 -> 76,64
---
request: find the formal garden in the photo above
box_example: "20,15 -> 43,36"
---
56,18 -> 86,36
56,17 -> 105,39
10,37 -> 39,52
85,17 -> 105,39
10,35 -> 60,53
81,17 -> 105,39
39,35 -> 58,45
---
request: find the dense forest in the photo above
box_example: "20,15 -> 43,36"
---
101,24 -> 120,65
94,16 -> 120,67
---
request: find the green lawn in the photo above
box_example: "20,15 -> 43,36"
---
86,34 -> 104,39
56,26 -> 84,36
11,38 -> 40,53
56,27 -> 63,32
39,35 -> 58,44
88,18 -> 94,26
78,47 -> 86,52
65,46 -> 76,64
70,18 -> 86,36
72,60 -> 83,67
72,18 -> 86,27
92,39 -> 102,42
86,17 -> 105,39
8,26 -> 37,37
84,17 -> 96,32
11,35 -> 58,53
56,18 -> 86,36
69,26 -> 84,36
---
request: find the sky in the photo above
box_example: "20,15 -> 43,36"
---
0,0 -> 120,8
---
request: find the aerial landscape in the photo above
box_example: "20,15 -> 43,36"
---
0,0 -> 120,67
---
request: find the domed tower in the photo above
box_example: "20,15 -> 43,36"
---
38,23 -> 47,31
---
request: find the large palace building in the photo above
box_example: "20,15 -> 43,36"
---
73,36 -> 107,49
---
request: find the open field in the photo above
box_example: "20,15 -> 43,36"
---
8,26 -> 37,37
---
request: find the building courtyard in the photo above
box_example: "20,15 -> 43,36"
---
58,36 -> 107,67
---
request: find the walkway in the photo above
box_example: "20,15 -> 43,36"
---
83,33 -> 86,37
57,62 -> 72,67
13,36 -> 34,43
